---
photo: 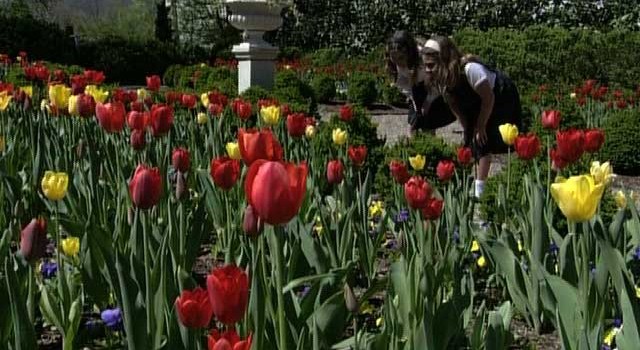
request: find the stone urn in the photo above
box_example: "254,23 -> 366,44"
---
224,0 -> 288,94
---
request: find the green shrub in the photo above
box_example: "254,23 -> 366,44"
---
311,74 -> 336,103
374,132 -> 455,203
240,86 -> 275,104
600,109 -> 640,176
380,82 -> 407,107
309,48 -> 345,67
274,70 -> 316,114
347,72 -> 378,107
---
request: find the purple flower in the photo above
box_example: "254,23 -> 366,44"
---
633,247 -> 640,261
101,308 -> 123,330
298,285 -> 311,298
452,227 -> 460,243
41,261 -> 57,279
602,345 -> 611,350
549,242 -> 559,255
613,318 -> 622,328
393,209 -> 409,224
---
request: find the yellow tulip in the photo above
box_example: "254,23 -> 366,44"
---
615,190 -> 627,209
20,86 -> 33,98
200,92 -> 210,108
48,84 -> 72,109
137,88 -> 149,100
332,128 -> 348,146
0,91 -> 12,111
590,161 -> 615,185
476,256 -> 487,268
260,105 -> 281,125
305,125 -> 316,139
471,240 -> 480,253
68,95 -> 80,115
636,286 -> 640,299
85,85 -> 109,104
550,175 -> 604,222
41,171 -> 69,201
498,123 -> 519,146
226,142 -> 241,160
604,326 -> 620,346
61,237 -> 80,257
409,154 -> 426,171
0,136 -> 4,153
375,317 -> 384,327
197,112 -> 208,125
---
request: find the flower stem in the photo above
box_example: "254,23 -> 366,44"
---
142,210 -> 153,338
270,227 -> 288,350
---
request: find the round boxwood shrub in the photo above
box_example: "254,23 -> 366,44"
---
309,48 -> 344,67
311,74 -> 336,103
274,70 -> 316,114
599,110 -> 640,176
380,82 -> 407,107
374,132 -> 455,203
347,72 -> 378,107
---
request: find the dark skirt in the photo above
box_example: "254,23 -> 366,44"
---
408,83 -> 456,132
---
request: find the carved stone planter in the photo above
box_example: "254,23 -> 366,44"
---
224,0 -> 287,94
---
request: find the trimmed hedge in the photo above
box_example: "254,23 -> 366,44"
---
600,109 -> 640,176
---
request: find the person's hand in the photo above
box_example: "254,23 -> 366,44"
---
475,125 -> 488,147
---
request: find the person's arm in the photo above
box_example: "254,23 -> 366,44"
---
473,80 -> 495,147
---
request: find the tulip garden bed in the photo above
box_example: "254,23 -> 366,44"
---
2,56 -> 640,350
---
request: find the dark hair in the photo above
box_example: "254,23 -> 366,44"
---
385,30 -> 420,83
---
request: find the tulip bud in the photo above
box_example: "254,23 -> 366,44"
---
20,218 -> 47,262
130,129 -> 146,151
397,230 -> 406,251
343,283 -> 359,314
175,172 -> 187,200
243,205 -> 263,237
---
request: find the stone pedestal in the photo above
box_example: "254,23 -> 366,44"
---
225,0 -> 286,94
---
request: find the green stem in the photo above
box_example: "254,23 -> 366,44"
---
142,210 -> 153,338
270,227 -> 288,350
353,317 -> 359,350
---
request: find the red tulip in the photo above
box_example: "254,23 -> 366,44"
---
127,111 -> 149,130
339,105 -> 353,122
146,75 -> 161,92
457,147 -> 473,166
550,148 -> 568,170
83,70 -> 105,85
404,176 -> 432,209
96,102 -> 126,133
130,129 -> 146,150
70,75 -> 87,95
348,145 -> 367,167
421,198 -> 444,220
20,218 -> 47,262
208,91 -> 228,107
129,164 -> 162,209
181,94 -> 198,109
245,160 -> 308,225
165,91 -> 183,105
232,99 -> 252,120
206,265 -> 250,325
112,88 -> 137,104
281,104 -> 291,117
286,113 -> 307,137
208,103 -> 224,117
150,104 -> 174,136
326,160 -> 344,184
257,98 -> 279,109
389,160 -> 410,184
210,156 -> 241,190
237,128 -> 283,165
175,287 -> 213,329
436,160 -> 455,182
77,94 -> 96,118
584,129 -> 605,153
541,110 -> 561,129
304,117 -> 316,127
172,148 -> 191,173
208,329 -> 252,350
514,134 -> 541,160
242,205 -> 263,237
555,129 -> 584,164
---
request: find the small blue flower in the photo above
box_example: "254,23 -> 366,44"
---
452,230 -> 460,244
101,308 -> 123,330
633,247 -> 640,261
602,345 -> 611,350
299,285 -> 311,298
549,242 -> 559,255
394,209 -> 410,224
41,261 -> 57,279
613,318 -> 622,328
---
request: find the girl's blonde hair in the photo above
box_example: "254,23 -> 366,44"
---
422,35 -> 485,92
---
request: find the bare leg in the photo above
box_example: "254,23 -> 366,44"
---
474,154 -> 491,198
